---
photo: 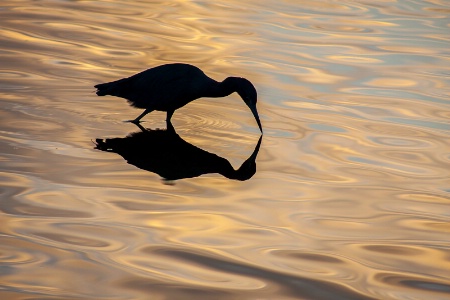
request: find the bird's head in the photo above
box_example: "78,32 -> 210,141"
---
225,77 -> 262,132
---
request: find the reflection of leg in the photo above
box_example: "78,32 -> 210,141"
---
166,110 -> 174,122
166,110 -> 175,132
133,122 -> 147,132
132,108 -> 152,123
166,118 -> 175,133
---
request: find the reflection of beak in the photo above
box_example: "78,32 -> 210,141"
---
235,134 -> 262,180
252,135 -> 262,158
249,104 -> 263,133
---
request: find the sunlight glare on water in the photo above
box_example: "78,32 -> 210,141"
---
1,0 -> 449,299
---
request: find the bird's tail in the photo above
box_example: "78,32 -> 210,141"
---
94,77 -> 130,97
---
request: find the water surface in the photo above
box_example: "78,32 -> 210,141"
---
1,0 -> 450,299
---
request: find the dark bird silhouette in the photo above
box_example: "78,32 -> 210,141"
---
95,63 -> 262,132
94,122 -> 262,182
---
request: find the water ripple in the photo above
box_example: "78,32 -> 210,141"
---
133,246 -> 376,300
1,0 -> 450,299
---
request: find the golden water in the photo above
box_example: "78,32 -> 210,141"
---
1,1 -> 449,299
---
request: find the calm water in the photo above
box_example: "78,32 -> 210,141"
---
1,0 -> 450,299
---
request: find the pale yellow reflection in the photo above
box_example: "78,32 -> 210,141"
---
366,78 -> 417,88
328,55 -> 382,64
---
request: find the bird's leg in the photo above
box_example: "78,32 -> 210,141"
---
131,108 -> 152,124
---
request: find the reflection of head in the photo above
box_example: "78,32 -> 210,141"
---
229,135 -> 262,181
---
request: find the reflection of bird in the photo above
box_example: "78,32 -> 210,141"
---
94,123 -> 262,182
95,63 -> 262,132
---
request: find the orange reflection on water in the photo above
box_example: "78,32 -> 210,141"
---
1,0 -> 450,299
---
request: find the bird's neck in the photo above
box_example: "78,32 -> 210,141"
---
206,77 -> 238,98
218,160 -> 256,181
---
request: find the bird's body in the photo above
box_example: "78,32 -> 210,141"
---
95,63 -> 262,131
96,64 -> 215,111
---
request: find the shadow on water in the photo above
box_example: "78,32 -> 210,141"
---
94,122 -> 262,183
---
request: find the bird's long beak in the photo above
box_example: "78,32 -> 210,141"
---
249,104 -> 263,133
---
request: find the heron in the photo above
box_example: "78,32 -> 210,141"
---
95,63 -> 262,132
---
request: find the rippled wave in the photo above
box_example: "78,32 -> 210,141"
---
1,0 -> 450,299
